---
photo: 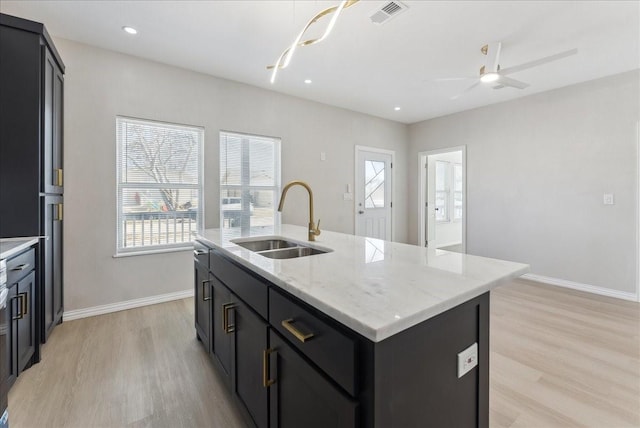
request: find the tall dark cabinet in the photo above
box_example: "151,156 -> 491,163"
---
0,13 -> 65,342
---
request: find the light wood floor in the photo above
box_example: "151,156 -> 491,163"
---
8,278 -> 640,427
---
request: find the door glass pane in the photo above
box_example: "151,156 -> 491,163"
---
365,160 -> 385,209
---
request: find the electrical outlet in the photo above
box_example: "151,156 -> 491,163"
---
343,193 -> 353,200
603,193 -> 614,205
457,343 -> 478,378
320,152 -> 326,161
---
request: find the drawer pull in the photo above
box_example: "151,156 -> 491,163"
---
281,318 -> 314,343
20,292 -> 28,316
201,280 -> 211,301
193,250 -> 207,256
222,303 -> 236,334
12,294 -> 24,320
262,348 -> 275,388
56,168 -> 64,187
11,263 -> 30,272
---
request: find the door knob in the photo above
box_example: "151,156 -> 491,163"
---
358,210 -> 364,214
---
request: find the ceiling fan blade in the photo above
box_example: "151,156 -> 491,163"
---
494,75 -> 529,89
500,48 -> 578,75
451,80 -> 480,100
432,77 -> 475,82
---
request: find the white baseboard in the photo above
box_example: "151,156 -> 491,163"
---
522,273 -> 638,302
63,289 -> 194,321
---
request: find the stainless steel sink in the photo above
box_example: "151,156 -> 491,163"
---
258,246 -> 328,259
231,237 -> 331,259
234,239 -> 297,252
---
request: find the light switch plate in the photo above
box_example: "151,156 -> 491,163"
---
603,193 -> 614,205
457,342 -> 478,378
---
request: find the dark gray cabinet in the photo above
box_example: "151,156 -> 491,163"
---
0,13 -> 65,344
231,298 -> 269,428
194,261 -> 210,351
210,276 -> 233,388
195,240 -> 490,428
5,246 -> 38,389
268,330 -> 357,428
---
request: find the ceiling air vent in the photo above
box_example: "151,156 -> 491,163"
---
369,1 -> 408,25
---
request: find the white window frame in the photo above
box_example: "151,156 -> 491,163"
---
453,162 -> 463,221
435,160 -> 450,223
115,116 -> 204,256
219,131 -> 281,233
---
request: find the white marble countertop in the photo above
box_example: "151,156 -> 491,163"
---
0,237 -> 40,260
197,225 -> 529,342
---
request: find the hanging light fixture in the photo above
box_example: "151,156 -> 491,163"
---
267,0 -> 359,84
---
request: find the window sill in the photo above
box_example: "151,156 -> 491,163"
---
113,245 -> 193,258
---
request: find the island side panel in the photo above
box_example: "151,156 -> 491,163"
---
373,292 -> 489,428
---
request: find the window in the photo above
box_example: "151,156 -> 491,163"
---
116,117 -> 203,254
453,163 -> 463,220
220,131 -> 281,237
435,160 -> 449,222
434,160 -> 463,223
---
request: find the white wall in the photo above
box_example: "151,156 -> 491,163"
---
56,38 -> 408,312
409,70 -> 639,297
430,151 -> 463,248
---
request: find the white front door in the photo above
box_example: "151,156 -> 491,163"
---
355,147 -> 393,240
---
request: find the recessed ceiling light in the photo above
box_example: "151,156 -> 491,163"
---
122,26 -> 138,35
394,106 -> 401,111
304,79 -> 312,84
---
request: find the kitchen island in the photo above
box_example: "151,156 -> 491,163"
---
195,225 -> 528,428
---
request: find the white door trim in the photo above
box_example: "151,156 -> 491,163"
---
636,120 -> 640,301
418,146 -> 467,251
354,145 -> 395,241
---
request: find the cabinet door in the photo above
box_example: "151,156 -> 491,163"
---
6,284 -> 17,388
269,330 -> 357,428
42,47 -> 64,194
194,262 -> 211,351
42,195 -> 63,342
233,299 -> 269,428
16,271 -> 36,373
210,277 -> 233,388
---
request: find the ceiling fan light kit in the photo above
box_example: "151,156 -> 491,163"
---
448,41 -> 578,99
267,0 -> 359,84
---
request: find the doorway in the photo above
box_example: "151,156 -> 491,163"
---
355,146 -> 394,240
419,146 -> 466,252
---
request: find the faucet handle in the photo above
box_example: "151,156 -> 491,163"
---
315,219 -> 321,236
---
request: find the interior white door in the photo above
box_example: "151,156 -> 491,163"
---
426,156 -> 436,247
355,148 -> 393,240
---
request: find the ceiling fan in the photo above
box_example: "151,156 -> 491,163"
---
442,42 -> 578,100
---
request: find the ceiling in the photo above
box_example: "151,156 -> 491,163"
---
1,1 -> 638,124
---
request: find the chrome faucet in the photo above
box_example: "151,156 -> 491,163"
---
277,180 -> 321,241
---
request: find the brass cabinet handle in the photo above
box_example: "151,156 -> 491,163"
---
11,263 -> 30,271
222,303 -> 236,334
281,318 -> 314,343
56,203 -> 63,221
56,168 -> 63,187
262,348 -> 275,388
12,294 -> 24,320
20,292 -> 28,316
201,280 -> 211,301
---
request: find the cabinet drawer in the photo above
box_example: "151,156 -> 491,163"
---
269,289 -> 357,396
7,247 -> 35,285
209,249 -> 268,319
193,241 -> 209,267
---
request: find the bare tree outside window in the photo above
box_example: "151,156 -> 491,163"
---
117,117 -> 203,253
